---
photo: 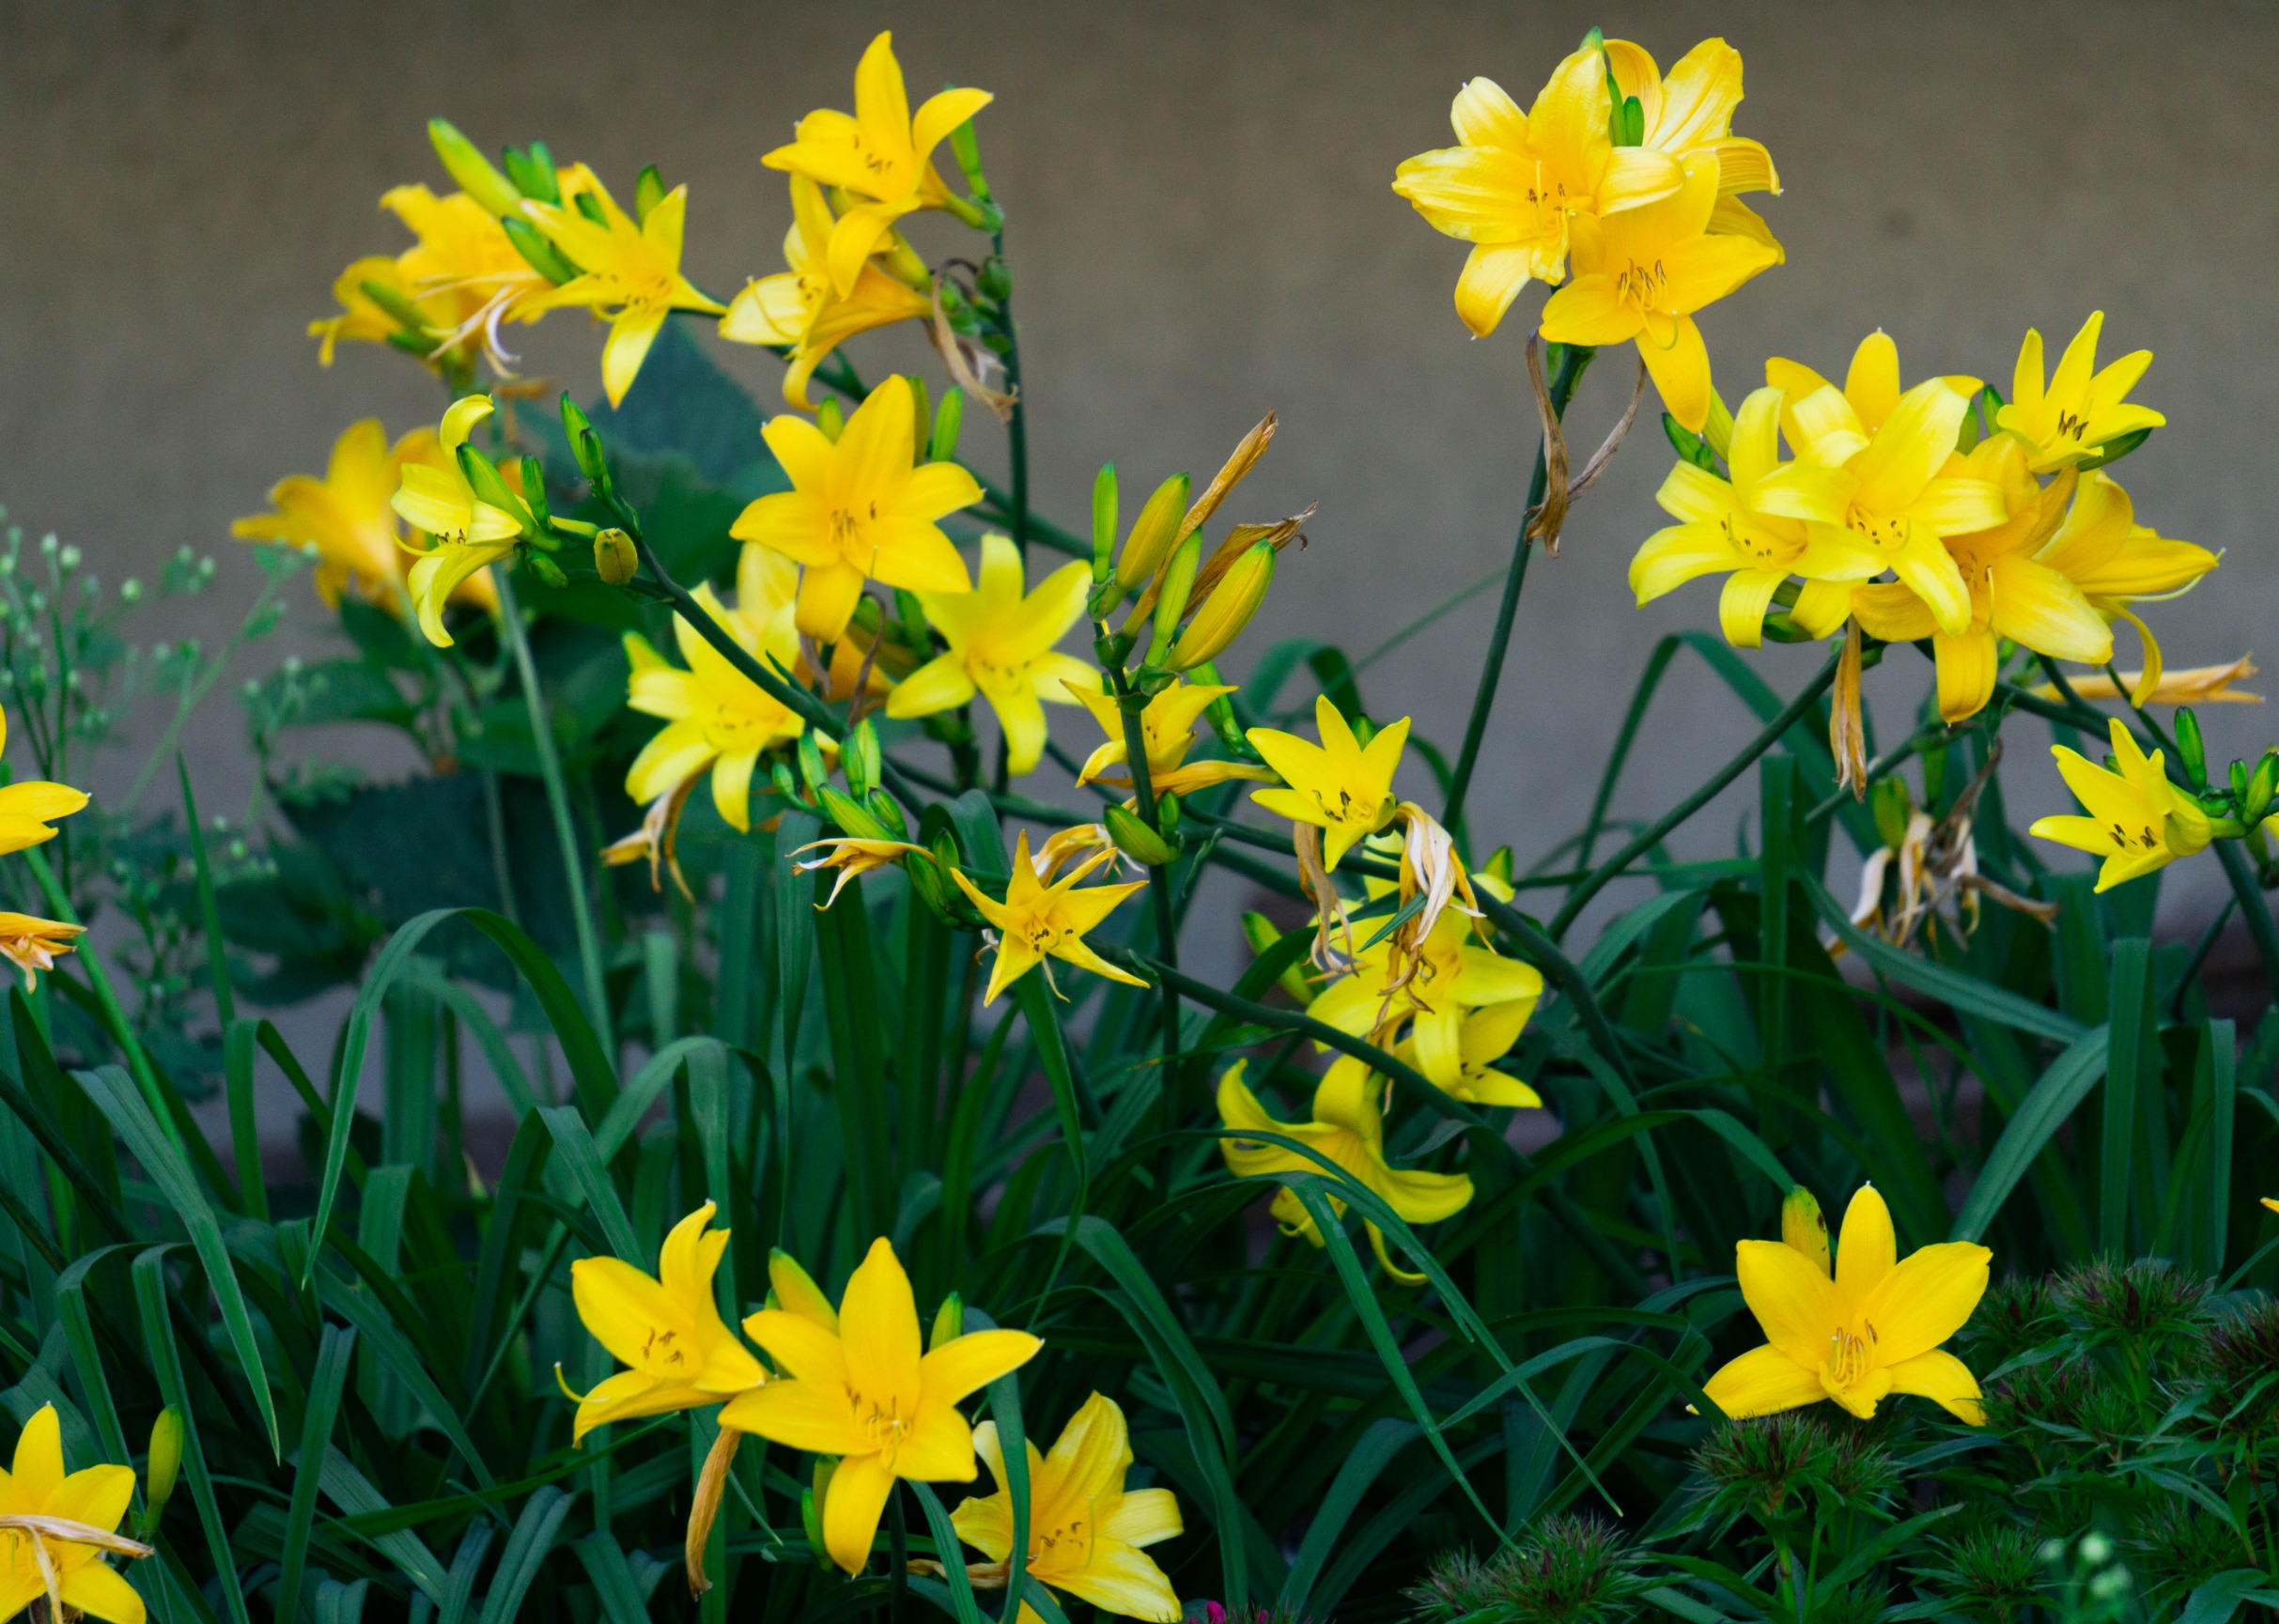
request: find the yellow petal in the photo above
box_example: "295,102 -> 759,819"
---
719,1376 -> 863,1456
1858,1241 -> 1991,1364
1844,332 -> 1901,430
821,1448 -> 894,1574
1833,1185 -> 1898,1304
1701,1342 -> 1825,1420
1884,1348 -> 1985,1424
839,1238 -> 922,1415
56,1563 -> 144,1624
919,1330 -> 1044,1406
1932,628 -> 1999,724
1734,1240 -> 1838,1366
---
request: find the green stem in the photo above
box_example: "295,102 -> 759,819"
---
1442,343 -> 1592,837
1550,644 -> 1842,940
124,569 -> 287,812
1103,661 -> 1182,1152
492,566 -> 612,1050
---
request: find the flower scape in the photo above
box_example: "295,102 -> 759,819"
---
0,21 -> 2271,1624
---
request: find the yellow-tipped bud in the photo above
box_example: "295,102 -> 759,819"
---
1145,534 -> 1202,666
929,1291 -> 964,1351
767,1248 -> 841,1332
141,1408 -> 184,1538
426,119 -> 523,217
593,528 -> 638,586
1115,473 -> 1189,593
1170,539 -> 1275,670
1781,1186 -> 1831,1277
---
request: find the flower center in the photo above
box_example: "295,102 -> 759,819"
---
1845,507 -> 1910,555
853,1390 -> 913,1459
1032,1506 -> 1095,1570
2109,817 -> 2163,853
1614,256 -> 1670,314
1824,1325 -> 1875,1389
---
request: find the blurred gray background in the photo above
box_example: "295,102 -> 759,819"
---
5,0 -> 2276,989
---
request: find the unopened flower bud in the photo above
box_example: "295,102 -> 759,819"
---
2247,750 -> 2279,824
1115,473 -> 1189,593
797,733 -> 829,796
561,394 -> 609,487
930,388 -> 964,463
1780,1186 -> 1830,1276
817,398 -> 845,444
524,551 -> 567,589
633,164 -> 666,224
929,1292 -> 963,1350
818,786 -> 890,843
501,217 -> 580,285
426,119 -> 523,216
1104,804 -> 1178,867
1870,777 -> 1913,852
593,529 -> 638,585
1091,465 -> 1119,585
845,718 -> 881,799
2176,706 -> 2208,788
141,1407 -> 183,1537
1144,534 -> 1202,667
1170,539 -> 1274,669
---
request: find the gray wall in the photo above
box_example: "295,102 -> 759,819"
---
6,0 -> 2277,957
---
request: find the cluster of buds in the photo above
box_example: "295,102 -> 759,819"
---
2168,705 -> 2279,868
1086,413 -> 1304,679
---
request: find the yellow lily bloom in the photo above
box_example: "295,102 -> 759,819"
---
1307,883 -> 1543,1057
1851,438 -> 2109,721
795,838 -> 929,908
731,376 -> 981,642
0,914 -> 86,992
1539,157 -> 1779,432
2028,718 -> 2212,893
0,711 -> 89,858
1603,37 -> 1783,252
1995,311 -> 2166,473
521,178 -> 726,407
624,546 -> 809,834
761,31 -> 995,297
1629,384 -> 1868,644
722,1237 -> 1042,1575
2032,471 -> 2220,699
310,186 -> 552,376
886,534 -> 1096,776
1393,1002 -> 1543,1109
1703,1185 -> 1987,1423
0,1405 -> 149,1624
234,418 -> 499,618
721,176 -> 933,410
310,255 -> 408,366
1217,1057 -> 1474,1284
1767,334 -> 2005,636
950,1393 -> 1183,1624
1246,696 -> 1410,871
1068,677 -> 1272,797
393,395 -> 522,647
1391,44 -> 1685,335
951,832 -> 1149,1005
566,1203 -> 763,1442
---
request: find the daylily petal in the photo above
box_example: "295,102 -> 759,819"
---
1735,1239 -> 1839,1366
821,1449 -> 895,1574
1884,1348 -> 1985,1424
1833,1184 -> 1898,1304
1858,1241 -> 1991,1365
1701,1342 -> 1825,1420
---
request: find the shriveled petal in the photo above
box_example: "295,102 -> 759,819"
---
1858,1241 -> 1991,1365
1701,1342 -> 1826,1420
1735,1239 -> 1839,1366
1884,1349 -> 1985,1424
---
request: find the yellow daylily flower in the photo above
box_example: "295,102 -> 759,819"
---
949,1393 -> 1183,1624
566,1203 -> 764,1442
1851,437 -> 2108,721
623,546 -> 809,834
310,186 -> 553,376
721,1237 -> 1041,1575
393,395 -> 523,647
2264,1197 -> 2279,1216
1996,311 -> 2166,473
951,831 -> 1149,1005
1246,696 -> 1409,872
521,178 -> 726,407
1068,677 -> 1272,797
0,1405 -> 150,1624
2032,471 -> 2220,699
310,255 -> 409,366
795,837 -> 929,908
0,712 -> 89,857
1603,37 -> 1783,253
1703,1185 -> 1987,1422
1217,1056 -> 1474,1284
731,377 -> 981,642
2029,717 -> 2213,893
720,176 -> 933,410
1391,44 -> 1685,335
1307,884 -> 1543,1057
886,534 -> 1096,776
1629,384 -> 1869,644
234,418 -> 499,618
1539,157 -> 1779,431
1767,334 -> 2005,636
0,915 -> 87,993
761,32 -> 995,297
1393,1001 -> 1543,1109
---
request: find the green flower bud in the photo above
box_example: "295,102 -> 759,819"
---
817,398 -> 845,444
1091,465 -> 1119,585
845,719 -> 881,798
930,388 -> 965,463
141,1408 -> 184,1537
2247,750 -> 2279,824
1871,777 -> 1914,852
455,445 -> 532,532
426,119 -> 522,216
1115,473 -> 1190,593
929,1292 -> 964,1351
1170,539 -> 1275,669
501,216 -> 580,285
802,1460 -> 835,1570
593,528 -> 638,586
797,733 -> 829,796
504,141 -> 561,205
1145,534 -> 1202,667
524,551 -> 567,589
561,394 -> 608,487
633,164 -> 666,224
1155,792 -> 1182,837
1242,912 -> 1314,1003
818,786 -> 890,842
907,377 -> 932,451
2176,706 -> 2208,788
1104,803 -> 1178,867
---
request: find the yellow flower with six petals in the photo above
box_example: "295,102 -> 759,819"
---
721,1237 -> 1041,1575
1996,311 -> 2165,473
522,177 -> 726,407
952,831 -> 1149,1005
1217,1056 -> 1474,1284
1246,696 -> 1410,872
2031,471 -> 2219,701
1602,37 -> 1782,251
887,534 -> 1096,776
392,395 -> 522,647
0,1405 -> 149,1624
731,377 -> 981,642
566,1203 -> 764,1442
949,1392 -> 1183,1624
1701,1184 -> 1988,1423
762,32 -> 994,297
1307,884 -> 1543,1058
2029,717 -> 2213,893
1068,677 -> 1271,798
1393,1002 -> 1543,1109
